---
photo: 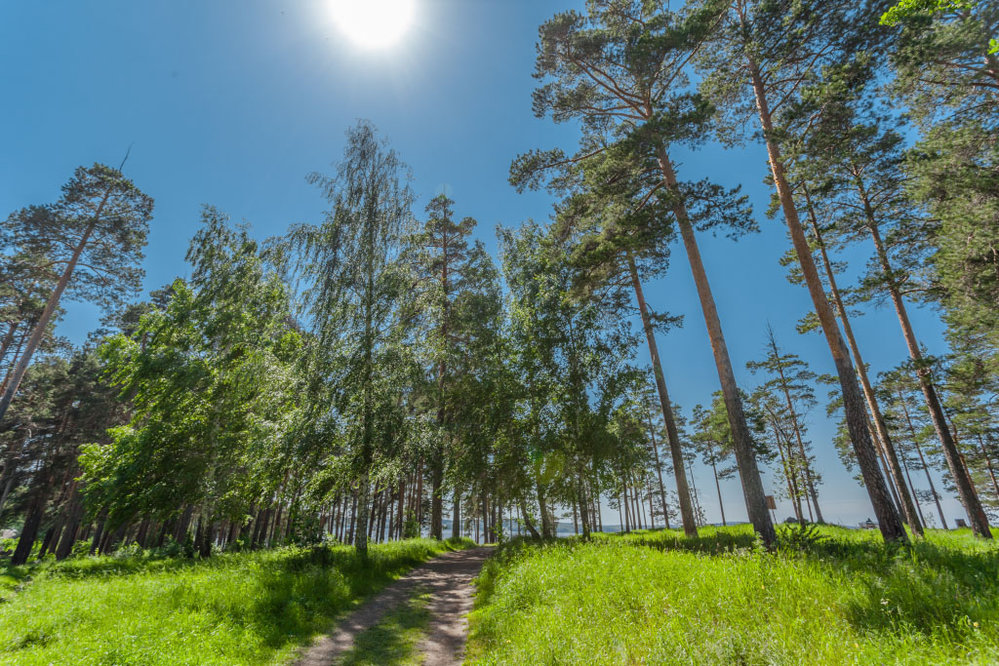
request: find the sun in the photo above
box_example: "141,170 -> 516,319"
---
330,0 -> 416,50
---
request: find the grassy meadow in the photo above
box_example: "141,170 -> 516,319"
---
466,526 -> 999,665
0,537 -> 470,666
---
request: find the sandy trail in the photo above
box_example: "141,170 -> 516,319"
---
295,546 -> 491,666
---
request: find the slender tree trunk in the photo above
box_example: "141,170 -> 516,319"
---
646,412 -> 671,529
803,190 -> 922,535
647,478 -> 656,529
537,479 -> 553,539
416,459 -> 424,535
451,487 -> 461,540
710,451 -> 727,526
770,413 -> 803,523
862,204 -> 990,538
768,333 -> 825,523
622,479 -> 632,533
616,486 -> 625,533
978,434 -> 999,501
0,322 -> 16,371
12,492 -> 45,565
0,182 -> 115,423
55,483 -> 84,560
90,513 -> 106,555
519,496 -> 541,539
744,57 -> 907,543
628,257 -> 696,536
898,448 -> 928,529
347,492 -> 357,545
430,462 -> 444,540
654,150 -> 773,545
686,458 -> 702,527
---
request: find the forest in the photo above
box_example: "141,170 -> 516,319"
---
1,0 -> 998,664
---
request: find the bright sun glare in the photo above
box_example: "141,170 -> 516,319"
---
330,0 -> 416,49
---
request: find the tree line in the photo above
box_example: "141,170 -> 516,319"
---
1,0 -> 997,564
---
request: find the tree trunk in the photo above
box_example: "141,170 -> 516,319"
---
12,493 -> 45,565
686,458 -> 702,527
55,484 -> 84,560
770,413 -> 803,523
354,476 -> 371,557
0,188 -> 113,423
536,480 -> 553,539
90,514 -> 106,555
710,452 -> 727,526
520,497 -> 541,541
655,439 -> 672,527
863,205 -> 991,538
769,337 -> 825,523
978,434 -> 999,502
803,190 -> 922,535
744,58 -> 907,543
628,257 -> 696,536
654,148 -> 774,545
430,461 -> 444,540
451,487 -> 461,540
898,448 -> 928,529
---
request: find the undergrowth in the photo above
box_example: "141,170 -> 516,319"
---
467,526 -> 999,665
0,537 -> 471,666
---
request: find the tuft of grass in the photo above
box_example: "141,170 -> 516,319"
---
338,589 -> 432,666
0,537 -> 472,666
467,527 -> 999,665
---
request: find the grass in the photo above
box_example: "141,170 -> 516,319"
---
338,588 -> 432,665
0,537 -> 471,666
466,526 -> 999,665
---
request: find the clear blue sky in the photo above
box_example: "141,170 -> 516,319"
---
0,0 -> 960,526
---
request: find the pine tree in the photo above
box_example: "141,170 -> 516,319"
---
747,327 -> 824,523
698,0 -> 909,542
514,0 -> 776,546
0,164 -> 153,425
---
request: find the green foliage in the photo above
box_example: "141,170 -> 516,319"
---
0,538 -> 461,666
777,521 -> 828,551
882,0 -> 976,26
81,208 -> 301,537
467,526 -> 999,665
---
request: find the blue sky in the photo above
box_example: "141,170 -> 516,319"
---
0,0 -> 961,527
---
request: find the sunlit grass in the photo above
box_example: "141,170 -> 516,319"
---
467,526 -> 999,665
0,538 -> 471,666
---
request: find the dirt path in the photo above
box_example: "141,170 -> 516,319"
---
295,546 -> 491,666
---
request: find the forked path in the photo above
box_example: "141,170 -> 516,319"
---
295,546 -> 492,666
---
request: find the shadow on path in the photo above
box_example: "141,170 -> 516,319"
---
296,546 -> 491,666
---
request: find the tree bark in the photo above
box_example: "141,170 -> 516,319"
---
645,411 -> 671,529
710,448 -> 727,526
768,410 -> 803,523
767,332 -> 825,523
978,434 -> 999,502
744,56 -> 908,543
803,190 -> 923,535
862,201 -> 991,538
55,483 -> 84,560
451,487 -> 461,540
628,257 -> 696,535
430,461 -> 444,540
0,179 -> 116,423
12,492 -> 45,565
654,146 -> 775,546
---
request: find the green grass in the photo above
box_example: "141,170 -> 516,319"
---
466,526 -> 999,665
338,588 -> 432,665
0,537 -> 471,666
